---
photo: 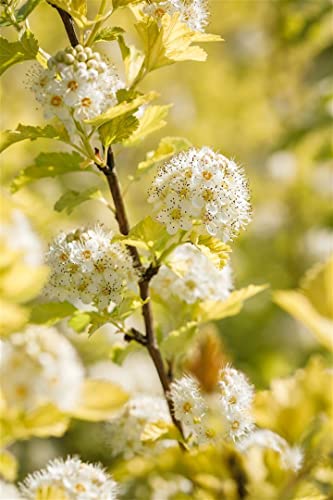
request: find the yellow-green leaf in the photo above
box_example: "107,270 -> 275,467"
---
196,285 -> 268,323
71,379 -> 128,421
54,187 -> 102,215
115,216 -> 170,256
49,0 -> 87,27
0,124 -> 68,154
85,91 -> 158,127
99,112 -> 139,147
135,13 -> 222,71
30,301 -> 77,326
125,105 -> 172,146
0,31 -> 39,76
137,136 -> 191,173
118,35 -> 145,87
141,420 -> 180,443
194,235 -> 231,269
0,449 -> 18,481
161,321 -> 198,359
301,257 -> 333,319
274,290 -> 333,351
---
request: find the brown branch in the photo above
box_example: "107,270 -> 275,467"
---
100,148 -> 185,440
49,3 -> 79,47
55,7 -> 185,443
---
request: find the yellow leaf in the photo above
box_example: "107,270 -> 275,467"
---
196,285 -> 268,323
85,91 -> 158,127
300,257 -> 333,319
71,379 -> 128,421
194,235 -> 231,269
0,449 -> 18,481
274,290 -> 333,351
141,420 -> 179,443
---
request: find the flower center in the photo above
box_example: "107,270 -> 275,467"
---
231,420 -> 240,430
67,80 -> 79,91
229,396 -> 237,405
171,208 -> 182,220
81,97 -> 92,107
50,95 -> 62,107
202,170 -> 213,180
75,484 -> 86,493
82,249 -> 92,260
182,401 -> 192,413
203,189 -> 214,202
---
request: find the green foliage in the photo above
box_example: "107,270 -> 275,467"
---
125,105 -> 172,145
85,91 -> 158,127
137,136 -> 192,173
135,13 -> 221,71
0,31 -> 39,75
115,216 -> 170,258
54,187 -> 103,215
160,321 -> 198,359
30,301 -> 77,326
193,235 -> 231,269
11,152 -> 88,192
93,26 -> 125,42
71,379 -> 129,421
195,285 -> 268,323
0,0 -> 42,26
99,112 -> 139,147
0,123 -> 69,154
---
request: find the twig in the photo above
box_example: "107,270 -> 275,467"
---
48,3 -> 79,47
54,8 -> 185,443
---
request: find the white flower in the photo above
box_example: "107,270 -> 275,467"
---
237,429 -> 304,472
219,365 -> 255,441
20,456 -> 118,500
141,0 -> 209,32
303,227 -> 333,262
106,395 -> 171,458
150,475 -> 193,500
169,375 -> 207,429
266,151 -> 297,184
44,224 -> 136,311
0,209 -> 43,266
151,243 -> 233,303
0,480 -> 22,500
31,45 -> 123,132
0,325 -> 84,412
148,147 -> 251,242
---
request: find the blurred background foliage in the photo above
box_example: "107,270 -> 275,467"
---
1,0 -> 332,486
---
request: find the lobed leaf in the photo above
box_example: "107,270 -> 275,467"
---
0,0 -> 42,26
0,123 -> 69,154
137,136 -> 191,173
161,321 -> 198,359
93,26 -> 125,42
118,35 -> 145,87
71,379 -> 128,421
125,104 -> 172,145
99,112 -> 139,147
11,151 -> 88,192
85,91 -> 158,127
193,235 -> 231,269
0,31 -> 39,76
195,284 -> 268,323
30,301 -> 77,326
54,187 -> 102,215
114,216 -> 170,256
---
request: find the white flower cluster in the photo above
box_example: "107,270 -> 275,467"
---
31,45 -> 123,130
20,456 -> 118,500
45,224 -> 135,311
238,429 -> 304,472
0,325 -> 84,412
151,243 -> 233,304
169,375 -> 216,444
106,395 -> 171,458
148,147 -> 251,241
219,365 -> 255,441
141,0 -> 209,32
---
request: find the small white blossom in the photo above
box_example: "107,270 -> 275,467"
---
142,0 -> 209,32
20,456 -> 118,500
237,429 -> 303,472
148,147 -> 251,242
169,375 -> 207,430
0,480 -> 22,500
152,243 -> 233,303
31,45 -> 123,133
219,365 -> 255,441
45,224 -> 136,311
150,475 -> 193,500
106,395 -> 171,458
0,209 -> 44,266
303,227 -> 333,262
0,325 -> 84,412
